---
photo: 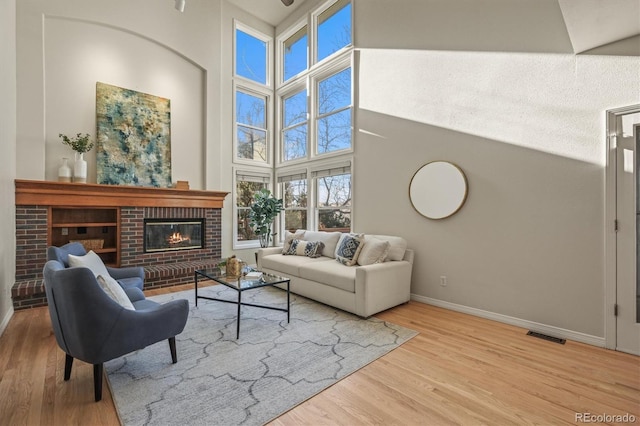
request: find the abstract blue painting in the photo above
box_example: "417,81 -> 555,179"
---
96,82 -> 172,187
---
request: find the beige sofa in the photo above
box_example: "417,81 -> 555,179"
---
257,230 -> 414,318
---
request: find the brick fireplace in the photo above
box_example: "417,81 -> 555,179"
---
13,180 -> 229,310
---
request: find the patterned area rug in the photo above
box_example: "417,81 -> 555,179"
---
105,285 -> 417,426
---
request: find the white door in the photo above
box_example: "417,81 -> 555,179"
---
616,115 -> 640,355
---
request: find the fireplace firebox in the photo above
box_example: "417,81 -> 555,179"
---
144,218 -> 205,253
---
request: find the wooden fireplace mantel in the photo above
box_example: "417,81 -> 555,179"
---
15,180 -> 229,208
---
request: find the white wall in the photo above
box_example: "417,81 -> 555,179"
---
0,0 -> 17,335
17,0 -> 223,189
354,0 -> 640,339
11,0 -> 640,344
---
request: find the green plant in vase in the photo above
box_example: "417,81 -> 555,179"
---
248,189 -> 284,248
59,133 -> 94,183
59,133 -> 94,153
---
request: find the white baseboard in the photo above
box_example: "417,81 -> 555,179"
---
0,306 -> 14,338
412,294 -> 605,348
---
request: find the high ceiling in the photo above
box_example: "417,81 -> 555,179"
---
228,0 -> 640,53
229,0 -> 308,26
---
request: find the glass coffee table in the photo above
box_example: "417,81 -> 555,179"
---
194,268 -> 290,339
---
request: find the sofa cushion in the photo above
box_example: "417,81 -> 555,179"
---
261,253 -> 332,277
282,229 -> 305,253
299,261 -> 357,293
335,233 -> 365,266
369,235 -> 408,261
284,239 -> 325,257
357,237 -> 390,266
303,231 -> 342,258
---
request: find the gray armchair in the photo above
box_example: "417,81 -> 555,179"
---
47,242 -> 144,291
43,260 -> 189,402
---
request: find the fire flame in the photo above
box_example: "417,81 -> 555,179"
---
168,232 -> 191,245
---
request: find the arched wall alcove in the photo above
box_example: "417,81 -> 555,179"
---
44,16 -> 207,188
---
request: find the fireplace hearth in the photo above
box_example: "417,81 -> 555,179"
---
144,218 -> 205,253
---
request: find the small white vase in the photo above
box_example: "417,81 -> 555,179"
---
74,152 -> 87,183
58,157 -> 72,182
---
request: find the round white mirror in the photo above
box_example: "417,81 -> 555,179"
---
409,161 -> 468,220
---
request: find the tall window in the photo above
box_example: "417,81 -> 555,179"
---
282,88 -> 308,161
283,26 -> 308,82
317,67 -> 351,155
235,171 -> 270,245
236,90 -> 267,162
234,22 -> 272,166
314,164 -> 351,231
316,0 -> 352,63
235,27 -> 268,85
279,171 -> 308,232
234,22 -> 273,247
275,0 -> 353,234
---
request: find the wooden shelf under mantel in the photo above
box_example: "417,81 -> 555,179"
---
15,180 -> 229,208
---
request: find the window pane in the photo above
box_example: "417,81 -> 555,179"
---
284,210 -> 307,232
318,209 -> 350,232
237,125 -> 267,161
283,124 -> 307,161
284,179 -> 308,208
236,91 -> 266,128
236,29 -> 267,85
236,180 -> 266,207
236,179 -> 267,241
318,68 -> 350,115
317,173 -> 351,207
284,26 -> 308,81
317,109 -> 351,154
284,90 -> 307,128
237,209 -> 258,240
317,0 -> 351,62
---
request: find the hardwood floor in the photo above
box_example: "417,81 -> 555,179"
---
1,284 -> 638,425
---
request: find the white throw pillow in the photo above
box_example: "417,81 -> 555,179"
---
369,235 -> 408,261
303,231 -> 342,258
68,250 -> 110,277
97,275 -> 135,310
357,238 -> 390,266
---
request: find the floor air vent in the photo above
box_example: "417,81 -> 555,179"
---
526,331 -> 566,344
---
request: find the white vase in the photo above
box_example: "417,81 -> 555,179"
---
74,152 -> 87,183
58,157 -> 72,182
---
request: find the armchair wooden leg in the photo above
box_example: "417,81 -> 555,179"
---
169,337 -> 177,364
64,354 -> 74,381
93,364 -> 103,402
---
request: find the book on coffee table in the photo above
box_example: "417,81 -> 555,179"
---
245,271 -> 263,279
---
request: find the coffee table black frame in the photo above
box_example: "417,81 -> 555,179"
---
194,268 -> 290,339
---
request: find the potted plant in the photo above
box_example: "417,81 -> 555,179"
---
59,133 -> 94,183
249,189 -> 284,248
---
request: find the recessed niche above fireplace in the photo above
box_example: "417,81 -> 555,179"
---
144,218 -> 205,253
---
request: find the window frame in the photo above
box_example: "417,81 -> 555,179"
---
233,83 -> 272,166
275,158 -> 353,241
278,21 -> 309,85
312,161 -> 352,233
277,168 -> 309,234
233,168 -> 273,250
312,0 -> 353,67
279,80 -> 309,164
312,58 -> 353,158
233,20 -> 273,89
